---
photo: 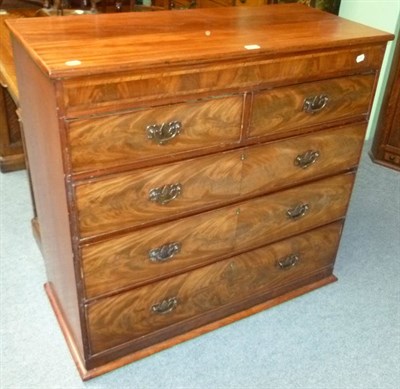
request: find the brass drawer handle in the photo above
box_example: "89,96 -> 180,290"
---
294,150 -> 320,169
148,183 -> 182,205
149,242 -> 181,263
278,254 -> 300,270
303,94 -> 329,114
146,121 -> 182,145
151,297 -> 178,315
287,203 -> 309,220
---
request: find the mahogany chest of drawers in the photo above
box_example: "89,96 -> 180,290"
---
7,4 -> 393,379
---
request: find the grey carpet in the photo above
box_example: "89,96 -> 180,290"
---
1,141 -> 399,389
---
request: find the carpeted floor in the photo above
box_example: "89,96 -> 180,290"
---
1,141 -> 399,389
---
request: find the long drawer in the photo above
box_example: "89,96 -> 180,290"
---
75,123 -> 365,238
86,222 -> 343,355
81,173 -> 354,299
62,44 -> 385,116
249,74 -> 375,138
67,95 -> 243,174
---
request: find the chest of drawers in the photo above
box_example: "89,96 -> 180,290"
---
7,4 -> 393,380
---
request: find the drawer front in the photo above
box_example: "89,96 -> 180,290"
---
249,74 -> 375,138
87,222 -> 342,355
242,122 -> 366,196
62,44 -> 385,117
82,206 -> 239,299
235,172 -> 354,251
68,95 -> 243,174
82,173 -> 353,299
75,150 -> 243,238
75,123 -> 364,238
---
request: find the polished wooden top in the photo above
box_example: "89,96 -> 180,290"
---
0,9 -> 37,101
6,4 -> 393,79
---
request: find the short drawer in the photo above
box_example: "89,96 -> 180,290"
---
249,74 -> 375,138
81,173 -> 353,299
86,222 -> 342,355
235,172 -> 354,251
241,122 -> 366,196
67,95 -> 243,174
75,123 -> 365,239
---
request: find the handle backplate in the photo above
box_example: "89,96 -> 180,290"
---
287,203 -> 310,220
151,297 -> 178,315
148,183 -> 182,205
146,121 -> 182,145
303,94 -> 329,114
294,150 -> 320,169
149,242 -> 181,263
278,254 -> 300,270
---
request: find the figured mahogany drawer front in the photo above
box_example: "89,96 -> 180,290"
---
241,122 -> 366,196
75,150 -> 243,238
67,95 -> 243,174
250,74 -> 375,139
234,172 -> 354,252
82,206 -> 238,299
75,123 -> 365,239
62,44 -> 385,117
82,173 -> 354,299
86,222 -> 342,355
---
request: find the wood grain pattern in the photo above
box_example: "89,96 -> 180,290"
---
82,206 -> 238,299
11,39 -> 85,357
242,122 -> 366,196
82,172 -> 353,299
87,222 -> 342,355
46,276 -> 338,379
235,172 -> 354,250
9,4 -> 392,378
68,95 -> 243,173
250,74 -> 375,138
75,123 -> 364,239
75,149 -> 243,238
6,5 -> 392,79
61,44 -> 386,117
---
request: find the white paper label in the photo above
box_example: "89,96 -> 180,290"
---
65,60 -> 82,67
356,54 -> 365,63
244,45 -> 261,50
